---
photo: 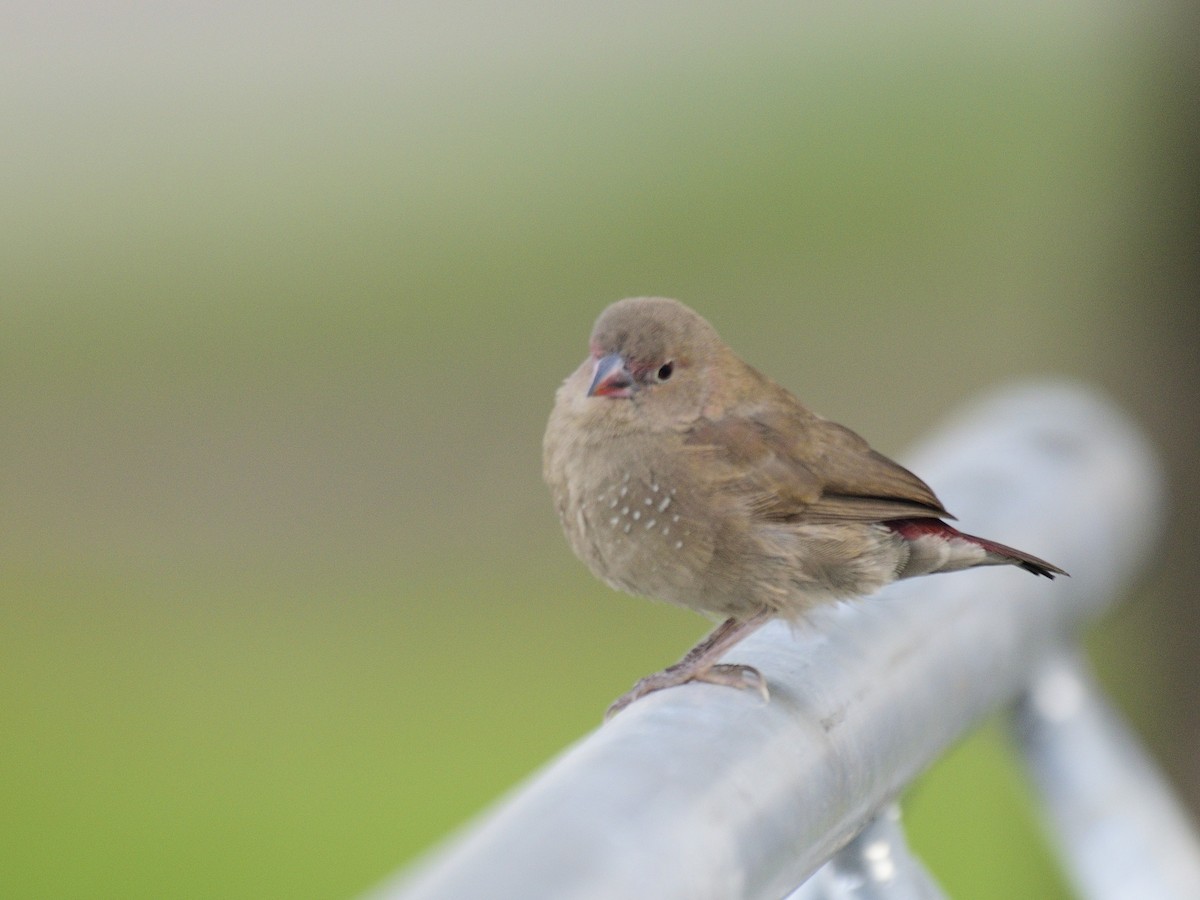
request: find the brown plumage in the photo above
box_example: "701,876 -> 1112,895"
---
543,297 -> 1065,717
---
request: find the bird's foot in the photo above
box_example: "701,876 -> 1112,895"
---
605,662 -> 768,720
699,663 -> 769,700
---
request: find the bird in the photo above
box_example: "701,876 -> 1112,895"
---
542,297 -> 1066,718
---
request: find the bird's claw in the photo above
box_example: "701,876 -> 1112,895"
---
604,662 -> 769,720
703,663 -> 770,702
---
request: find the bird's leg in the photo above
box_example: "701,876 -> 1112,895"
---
606,610 -> 773,719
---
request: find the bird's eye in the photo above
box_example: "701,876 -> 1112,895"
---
656,362 -> 674,381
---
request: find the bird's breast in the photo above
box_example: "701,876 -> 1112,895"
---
548,433 -> 719,609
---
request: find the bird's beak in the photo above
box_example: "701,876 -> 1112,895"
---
587,353 -> 634,398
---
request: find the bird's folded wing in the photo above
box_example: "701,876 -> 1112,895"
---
684,410 -> 951,525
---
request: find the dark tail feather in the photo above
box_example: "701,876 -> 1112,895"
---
960,530 -> 1068,579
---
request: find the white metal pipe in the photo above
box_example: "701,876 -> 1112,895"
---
371,381 -> 1164,900
786,805 -> 947,900
1011,654 -> 1200,898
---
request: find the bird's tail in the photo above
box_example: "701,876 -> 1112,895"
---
887,518 -> 1068,579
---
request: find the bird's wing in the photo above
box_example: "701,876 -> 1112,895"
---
683,406 -> 951,525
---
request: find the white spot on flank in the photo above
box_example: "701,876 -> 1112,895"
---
632,510 -> 641,520
609,516 -> 619,527
674,540 -> 683,549
621,506 -> 629,515
651,483 -> 659,492
645,519 -> 656,530
662,526 -> 670,536
671,514 -> 680,523
658,496 -> 671,512
609,498 -> 618,508
644,497 -> 653,505
619,486 -> 628,498
622,472 -> 631,483
623,523 -> 632,534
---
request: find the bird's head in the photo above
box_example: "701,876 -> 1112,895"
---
579,297 -> 724,424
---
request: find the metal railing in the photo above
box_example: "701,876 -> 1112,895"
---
371,382 -> 1200,899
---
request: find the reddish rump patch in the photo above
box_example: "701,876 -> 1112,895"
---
885,517 -> 958,540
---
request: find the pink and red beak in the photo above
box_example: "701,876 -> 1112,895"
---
587,353 -> 634,398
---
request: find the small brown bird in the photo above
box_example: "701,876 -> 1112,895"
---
543,297 -> 1065,718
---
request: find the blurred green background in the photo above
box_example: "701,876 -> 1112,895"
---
3,3 -> 1197,898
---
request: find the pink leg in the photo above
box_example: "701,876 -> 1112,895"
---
606,609 -> 773,719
